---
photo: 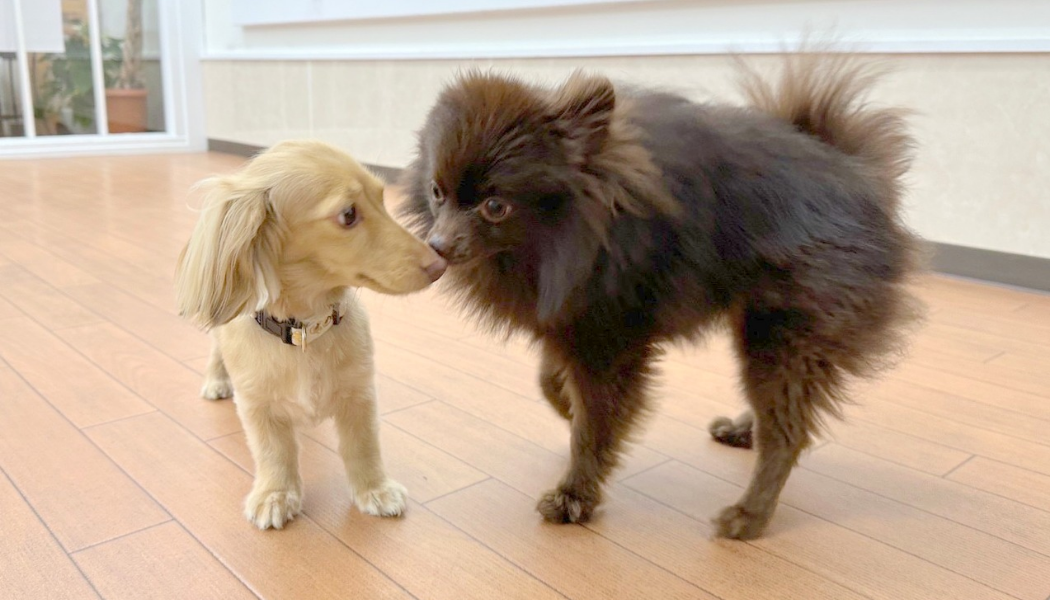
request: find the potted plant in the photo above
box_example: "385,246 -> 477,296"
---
33,22 -> 97,135
105,0 -> 147,133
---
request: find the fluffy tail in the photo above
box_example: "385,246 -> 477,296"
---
736,52 -> 914,205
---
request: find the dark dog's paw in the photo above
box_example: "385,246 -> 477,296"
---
537,488 -> 595,524
708,416 -> 754,449
714,503 -> 770,540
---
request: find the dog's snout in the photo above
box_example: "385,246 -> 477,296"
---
424,256 -> 448,282
427,235 -> 451,259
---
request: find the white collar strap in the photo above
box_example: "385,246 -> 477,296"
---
254,307 -> 342,351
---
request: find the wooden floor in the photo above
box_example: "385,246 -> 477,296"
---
1,153 -> 1049,600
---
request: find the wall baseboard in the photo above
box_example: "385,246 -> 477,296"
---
207,138 -> 403,183
930,243 -> 1050,293
208,138 -> 1050,294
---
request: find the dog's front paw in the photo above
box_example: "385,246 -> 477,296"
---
354,480 -> 407,518
714,503 -> 770,540
200,377 -> 234,400
536,487 -> 596,524
244,488 -> 302,530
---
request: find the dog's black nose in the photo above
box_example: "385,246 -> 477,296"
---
427,235 -> 451,259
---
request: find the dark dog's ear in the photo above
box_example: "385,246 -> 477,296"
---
536,212 -> 603,324
549,72 -> 616,165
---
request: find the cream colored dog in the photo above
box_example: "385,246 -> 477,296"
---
175,140 -> 446,529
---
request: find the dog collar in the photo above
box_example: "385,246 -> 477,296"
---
254,307 -> 342,351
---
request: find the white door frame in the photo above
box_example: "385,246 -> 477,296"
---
0,0 -> 206,158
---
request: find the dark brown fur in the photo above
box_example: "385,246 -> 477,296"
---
401,54 -> 923,539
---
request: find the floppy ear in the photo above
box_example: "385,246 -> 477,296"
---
175,177 -> 281,329
549,71 -> 616,165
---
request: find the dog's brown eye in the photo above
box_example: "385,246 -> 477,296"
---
337,206 -> 360,228
480,197 -> 512,223
430,181 -> 444,204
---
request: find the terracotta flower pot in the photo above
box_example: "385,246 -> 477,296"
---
105,88 -> 148,133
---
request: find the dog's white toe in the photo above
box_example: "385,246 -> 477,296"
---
244,488 -> 302,530
354,480 -> 407,517
200,378 -> 234,400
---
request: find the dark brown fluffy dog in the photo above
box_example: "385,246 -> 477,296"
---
401,54 -> 922,539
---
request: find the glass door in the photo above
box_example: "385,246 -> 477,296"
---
0,0 -> 188,154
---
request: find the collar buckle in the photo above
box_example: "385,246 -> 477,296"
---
255,307 -> 342,349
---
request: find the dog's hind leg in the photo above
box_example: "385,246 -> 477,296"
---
714,306 -> 842,540
200,333 -> 233,400
708,410 -> 754,449
536,340 -> 657,524
238,400 -> 303,530
333,379 -> 407,518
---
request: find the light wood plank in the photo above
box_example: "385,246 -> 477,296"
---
386,401 -> 568,496
988,351 -> 1050,378
915,276 -> 1034,313
924,321 -> 1047,359
62,282 -> 209,361
212,433 -> 563,600
806,444 -> 1050,557
376,342 -> 668,479
591,484 -> 867,600
949,457 -> 1050,513
0,363 -> 168,552
891,361 -> 1049,420
847,398 -> 1050,477
660,358 -> 746,404
56,322 -> 242,440
0,236 -> 101,288
0,470 -> 99,600
429,479 -> 718,600
371,373 -> 437,414
371,312 -> 541,396
359,287 -> 480,341
73,522 -> 254,600
21,213 -> 173,274
909,329 -> 1004,362
0,265 -> 103,330
933,305 -> 1050,346
0,317 -> 154,428
0,219 -> 178,314
867,378 -> 1050,446
912,349 -> 1050,399
386,401 -> 663,498
0,293 -> 15,315
627,461 -> 1016,600
822,418 -> 973,476
300,421 -> 489,503
181,355 -> 211,374
638,415 -> 1050,600
86,412 -> 410,599
1012,301 -> 1050,323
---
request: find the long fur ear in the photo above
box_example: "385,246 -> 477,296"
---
549,71 -> 616,164
175,177 -> 281,329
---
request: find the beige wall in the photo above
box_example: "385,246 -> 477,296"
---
201,53 -> 1050,260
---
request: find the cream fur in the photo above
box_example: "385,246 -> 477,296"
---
175,140 -> 444,529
